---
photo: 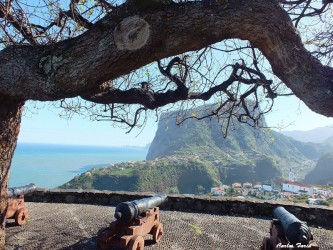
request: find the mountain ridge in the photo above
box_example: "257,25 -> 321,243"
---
281,125 -> 333,143
304,152 -> 333,185
147,111 -> 332,179
61,107 -> 333,193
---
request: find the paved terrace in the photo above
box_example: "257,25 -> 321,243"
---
4,190 -> 333,250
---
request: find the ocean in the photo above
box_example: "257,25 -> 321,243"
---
9,143 -> 148,189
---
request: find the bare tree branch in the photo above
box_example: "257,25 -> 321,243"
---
0,2 -> 37,44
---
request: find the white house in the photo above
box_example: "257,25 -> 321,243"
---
253,184 -> 262,190
263,184 -> 273,192
210,187 -> 224,196
232,182 -> 242,188
243,182 -> 253,189
282,181 -> 314,195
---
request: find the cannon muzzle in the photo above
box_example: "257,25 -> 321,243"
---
114,194 -> 167,224
273,206 -> 312,245
7,183 -> 37,198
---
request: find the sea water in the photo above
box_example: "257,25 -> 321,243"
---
9,143 -> 148,189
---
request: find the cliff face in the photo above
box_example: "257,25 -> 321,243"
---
61,107 -> 333,194
147,109 -> 333,180
304,153 -> 333,185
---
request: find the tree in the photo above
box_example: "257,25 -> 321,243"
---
0,0 -> 332,246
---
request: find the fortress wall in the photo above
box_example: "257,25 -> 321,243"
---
25,189 -> 333,228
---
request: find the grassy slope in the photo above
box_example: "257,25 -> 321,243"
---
60,158 -> 220,194
304,152 -> 333,185
60,109 -> 333,193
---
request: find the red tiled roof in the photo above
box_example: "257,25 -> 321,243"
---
243,182 -> 253,186
283,181 -> 311,188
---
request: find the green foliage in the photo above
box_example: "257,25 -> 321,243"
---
255,156 -> 281,183
60,158 -> 220,195
61,107 -> 333,194
290,194 -> 309,204
147,109 -> 330,180
188,224 -> 202,234
304,152 -> 333,185
321,200 -> 330,206
224,187 -> 239,197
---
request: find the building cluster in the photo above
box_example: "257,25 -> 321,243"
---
211,168 -> 333,206
281,180 -> 333,205
211,179 -> 333,206
210,182 -> 274,196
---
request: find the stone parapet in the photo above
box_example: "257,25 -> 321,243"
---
25,189 -> 333,228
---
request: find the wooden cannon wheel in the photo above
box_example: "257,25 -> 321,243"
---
128,235 -> 144,250
152,223 -> 164,243
15,207 -> 28,226
97,227 -> 115,250
261,236 -> 272,250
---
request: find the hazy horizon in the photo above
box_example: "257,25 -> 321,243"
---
19,95 -> 333,147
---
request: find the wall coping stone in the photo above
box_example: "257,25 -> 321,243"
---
25,188 -> 333,228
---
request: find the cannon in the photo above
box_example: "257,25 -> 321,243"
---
97,194 -> 167,250
262,206 -> 319,250
5,183 -> 37,226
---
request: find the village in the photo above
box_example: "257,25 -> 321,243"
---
211,169 -> 333,207
104,160 -> 333,207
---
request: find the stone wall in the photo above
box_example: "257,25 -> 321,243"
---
25,189 -> 333,228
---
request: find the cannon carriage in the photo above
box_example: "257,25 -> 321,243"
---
262,206 -> 319,250
97,194 -> 167,250
5,183 -> 37,226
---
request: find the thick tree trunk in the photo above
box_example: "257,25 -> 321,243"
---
0,96 -> 24,249
0,0 -> 332,117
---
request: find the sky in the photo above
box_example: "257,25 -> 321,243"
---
265,95 -> 333,132
19,102 -> 156,147
18,94 -> 333,147
14,0 -> 333,147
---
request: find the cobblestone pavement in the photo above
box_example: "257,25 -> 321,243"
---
5,202 -> 333,250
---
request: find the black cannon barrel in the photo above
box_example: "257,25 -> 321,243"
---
114,194 -> 167,224
273,206 -> 312,245
7,183 -> 37,198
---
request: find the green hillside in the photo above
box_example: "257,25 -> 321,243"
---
60,154 -> 282,194
60,107 -> 333,194
60,158 -> 220,194
304,152 -> 333,185
147,112 -> 331,177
